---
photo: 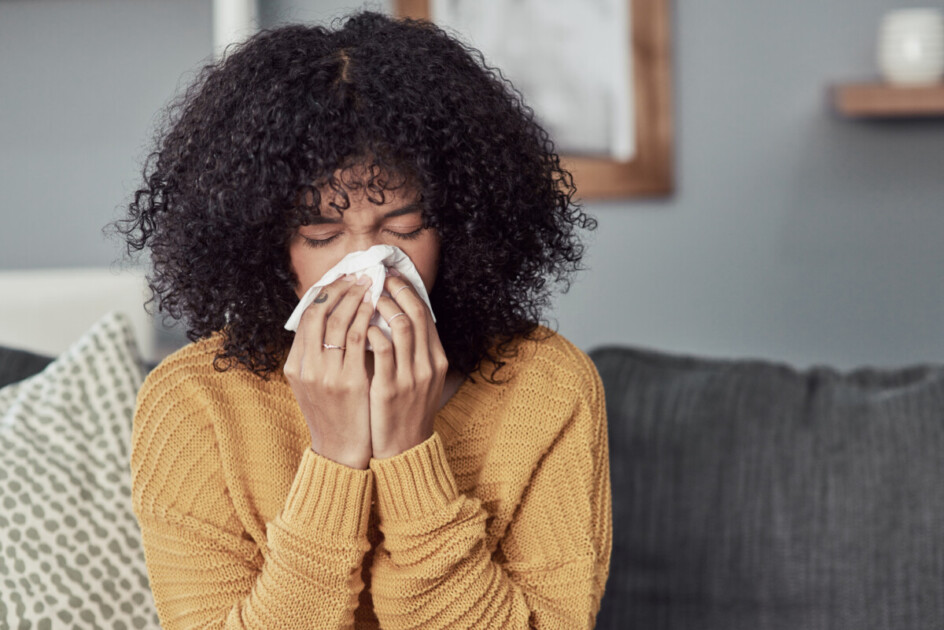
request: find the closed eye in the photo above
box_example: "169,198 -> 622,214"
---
301,234 -> 340,248
301,227 -> 426,249
387,227 -> 425,240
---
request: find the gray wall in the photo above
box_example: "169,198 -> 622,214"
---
3,0 -> 943,370
555,0 -> 944,370
0,0 -> 213,269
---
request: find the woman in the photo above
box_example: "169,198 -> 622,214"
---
120,11 -> 610,629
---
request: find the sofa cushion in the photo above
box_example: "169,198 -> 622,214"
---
0,345 -> 53,389
590,346 -> 944,630
0,312 -> 160,628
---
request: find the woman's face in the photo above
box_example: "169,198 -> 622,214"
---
288,182 -> 441,299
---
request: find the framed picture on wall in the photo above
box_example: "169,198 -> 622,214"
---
394,0 -> 674,199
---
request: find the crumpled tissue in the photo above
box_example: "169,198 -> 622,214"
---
283,245 -> 434,348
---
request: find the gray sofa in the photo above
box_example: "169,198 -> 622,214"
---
3,342 -> 942,629
590,345 -> 944,630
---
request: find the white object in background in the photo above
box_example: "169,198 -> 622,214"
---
432,0 -> 635,161
213,0 -> 258,59
0,268 -> 154,361
284,245 -> 434,350
877,8 -> 944,85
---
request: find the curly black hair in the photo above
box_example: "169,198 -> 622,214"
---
114,10 -> 595,381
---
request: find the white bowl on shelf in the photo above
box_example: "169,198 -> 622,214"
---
877,8 -> 944,85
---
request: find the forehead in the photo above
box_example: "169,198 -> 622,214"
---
320,183 -> 418,214
300,161 -> 419,214
298,179 -> 423,226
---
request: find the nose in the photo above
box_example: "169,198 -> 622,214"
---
346,231 -> 383,254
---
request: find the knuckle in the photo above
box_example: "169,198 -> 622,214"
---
321,373 -> 343,392
389,315 -> 412,330
331,274 -> 356,287
415,367 -> 433,385
392,285 -> 413,301
345,287 -> 364,303
299,306 -> 319,324
374,385 -> 397,403
283,353 -> 299,373
347,330 -> 363,345
372,339 -> 393,354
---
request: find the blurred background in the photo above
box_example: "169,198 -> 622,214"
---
2,0 -> 943,369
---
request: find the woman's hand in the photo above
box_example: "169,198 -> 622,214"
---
283,274 -> 374,469
366,273 -> 449,460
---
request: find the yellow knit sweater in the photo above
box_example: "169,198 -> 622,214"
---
130,326 -> 611,629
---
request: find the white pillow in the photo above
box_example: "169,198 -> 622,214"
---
0,311 -> 160,629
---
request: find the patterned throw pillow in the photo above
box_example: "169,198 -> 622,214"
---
0,312 -> 160,629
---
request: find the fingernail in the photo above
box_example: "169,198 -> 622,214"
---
386,268 -> 401,277
342,274 -> 356,282
363,290 -> 372,302
356,275 -> 370,286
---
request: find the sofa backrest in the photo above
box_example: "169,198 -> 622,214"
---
0,344 -> 53,388
590,345 -> 944,630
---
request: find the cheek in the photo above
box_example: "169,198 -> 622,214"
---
408,235 -> 441,293
289,241 -> 334,299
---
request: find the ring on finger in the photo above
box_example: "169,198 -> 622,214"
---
386,312 -> 407,325
322,343 -> 346,350
392,285 -> 410,300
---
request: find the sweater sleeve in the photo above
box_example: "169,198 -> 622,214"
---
130,371 -> 373,629
367,354 -> 612,629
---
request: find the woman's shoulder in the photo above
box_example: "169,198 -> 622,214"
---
144,334 -> 226,386
490,324 -> 602,399
460,326 -> 605,454
139,333 -> 267,405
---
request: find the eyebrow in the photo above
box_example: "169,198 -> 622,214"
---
305,201 -> 424,225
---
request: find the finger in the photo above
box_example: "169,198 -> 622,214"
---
285,317 -> 322,412
375,293 -> 414,374
427,318 -> 449,386
342,292 -> 375,374
317,276 -> 372,375
423,307 -> 445,361
323,276 -> 373,346
386,277 -> 415,306
284,309 -> 305,376
384,276 -> 433,370
290,275 -> 353,383
297,274 -> 358,353
367,325 -> 395,385
383,276 -> 431,323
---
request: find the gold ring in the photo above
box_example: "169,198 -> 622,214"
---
386,312 -> 407,325
322,343 -> 346,350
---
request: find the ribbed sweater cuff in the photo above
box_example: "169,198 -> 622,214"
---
370,432 -> 459,522
280,448 -> 373,538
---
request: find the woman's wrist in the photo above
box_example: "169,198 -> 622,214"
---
310,444 -> 370,470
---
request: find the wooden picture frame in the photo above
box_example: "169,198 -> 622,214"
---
394,0 -> 674,199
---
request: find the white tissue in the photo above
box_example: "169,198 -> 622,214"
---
283,245 -> 435,347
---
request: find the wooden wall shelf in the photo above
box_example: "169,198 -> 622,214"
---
833,82 -> 944,118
